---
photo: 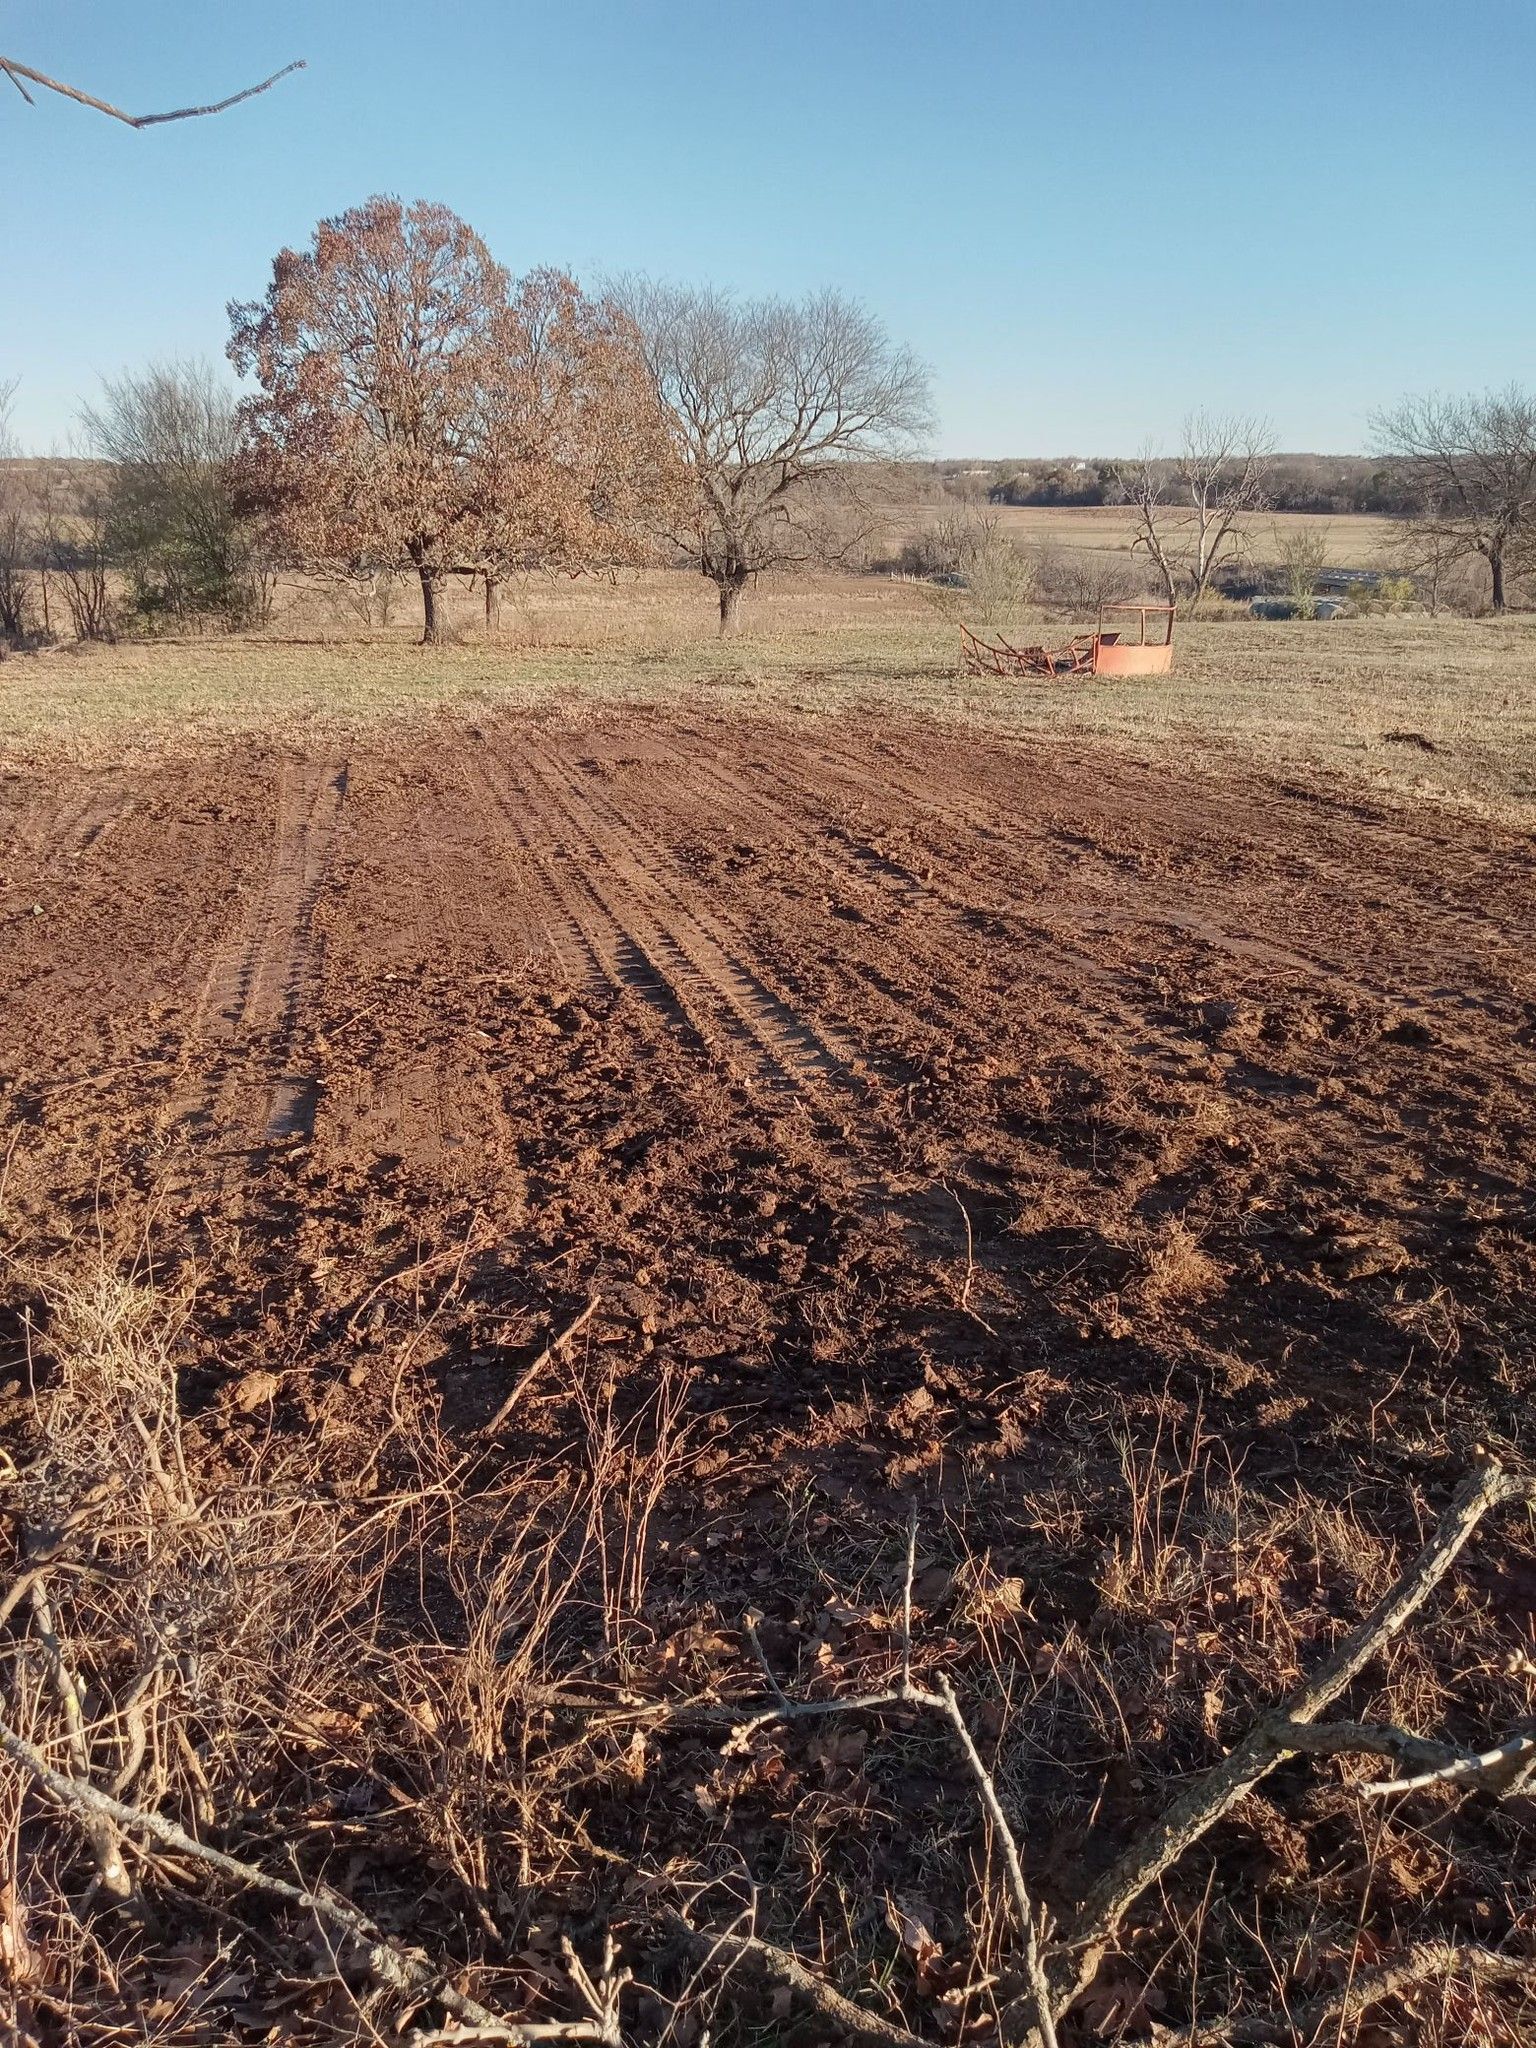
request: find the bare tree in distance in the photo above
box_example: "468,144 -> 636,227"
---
1272,519 -> 1330,615
612,280 -> 932,634
1371,387 -> 1536,613
1119,412 -> 1274,614
231,199 -> 679,644
0,377 -> 34,644
0,54 -> 303,127
82,359 -> 265,630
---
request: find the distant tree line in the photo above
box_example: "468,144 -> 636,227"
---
905,454 -> 1412,516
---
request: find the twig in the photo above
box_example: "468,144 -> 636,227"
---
741,1613 -> 791,1709
347,1217 -> 491,1339
727,1628 -> 1059,2048
404,1935 -> 628,2046
658,1909 -> 931,2048
1055,1460 -> 1536,2007
479,1297 -> 601,1437
405,2032 -> 610,2046
1,1715 -> 515,2030
900,1498 -> 917,1697
930,1674 -> 1059,2048
26,1576 -> 133,1901
0,56 -> 305,128
1142,1939 -> 1536,2046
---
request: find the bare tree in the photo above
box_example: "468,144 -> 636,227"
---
1272,520 -> 1330,614
614,281 -> 932,634
33,461 -> 115,642
82,360 -> 264,631
0,54 -> 303,127
0,378 -> 34,644
1120,413 -> 1273,614
1371,387 -> 1536,613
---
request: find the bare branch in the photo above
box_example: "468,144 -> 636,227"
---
722,1635 -> 1058,2047
0,1714 -> 540,2035
1143,1940 -> 1536,2047
1057,1460 -> 1536,2006
0,55 -> 305,128
479,1296 -> 601,1437
658,1909 -> 932,2048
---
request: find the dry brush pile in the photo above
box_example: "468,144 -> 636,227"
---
3,1246 -> 1536,2047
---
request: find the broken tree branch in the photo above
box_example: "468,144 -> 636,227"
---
1145,1938 -> 1536,2047
0,1714 -> 583,2036
1273,1714 -> 1536,1794
723,1631 -> 1059,2048
1055,1460 -> 1536,2007
1361,1730 -> 1536,1798
0,56 -> 305,128
658,1909 -> 932,2048
479,1296 -> 602,1437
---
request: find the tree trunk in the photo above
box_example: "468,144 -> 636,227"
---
1489,547 -> 1505,613
717,575 -> 747,637
418,562 -> 446,644
484,575 -> 500,635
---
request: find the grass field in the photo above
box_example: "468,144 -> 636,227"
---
872,499 -> 1406,567
4,569 -> 1534,826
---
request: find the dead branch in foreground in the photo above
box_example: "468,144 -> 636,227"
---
6,1379 -> 1533,2048
676,1460 -> 1536,2048
0,1718 -> 623,2044
0,55 -> 304,127
658,1910 -> 933,2048
1147,1940 -> 1536,2047
1047,1458 -> 1536,2014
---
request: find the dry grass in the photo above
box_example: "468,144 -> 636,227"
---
2,569 -> 1534,826
5,1249 -> 1535,2046
869,500 -> 1405,568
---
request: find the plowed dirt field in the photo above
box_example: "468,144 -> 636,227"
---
4,707 -> 1533,1491
8,705 -> 1536,2036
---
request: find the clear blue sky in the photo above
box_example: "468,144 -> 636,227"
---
3,1 -> 1532,456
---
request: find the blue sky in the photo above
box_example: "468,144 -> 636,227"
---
2,1 -> 1531,456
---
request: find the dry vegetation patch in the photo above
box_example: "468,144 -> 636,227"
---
2,576 -> 1535,826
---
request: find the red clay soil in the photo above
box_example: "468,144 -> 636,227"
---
4,709 -> 1532,1474
3,707 -> 1535,2029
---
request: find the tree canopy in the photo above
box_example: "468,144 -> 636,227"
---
229,197 -> 682,642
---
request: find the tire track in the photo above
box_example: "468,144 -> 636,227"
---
662,739 -> 1522,1201
12,774 -> 132,865
469,753 -> 609,995
515,744 -> 857,1097
176,758 -> 350,1163
543,750 -> 868,1080
797,734 -> 1528,1020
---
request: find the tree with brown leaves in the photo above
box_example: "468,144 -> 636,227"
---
470,270 -> 688,629
229,198 -> 678,644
